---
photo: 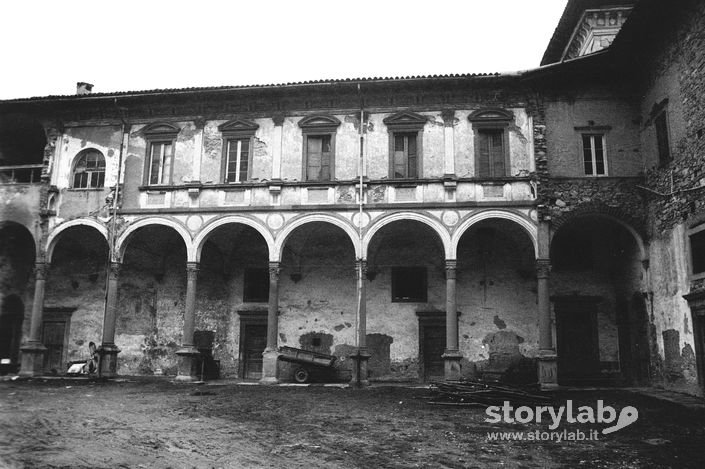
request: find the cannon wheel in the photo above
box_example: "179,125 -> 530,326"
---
294,367 -> 310,383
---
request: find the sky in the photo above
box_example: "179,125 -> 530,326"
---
0,0 -> 568,100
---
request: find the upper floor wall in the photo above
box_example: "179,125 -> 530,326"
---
545,87 -> 642,178
46,105 -> 536,218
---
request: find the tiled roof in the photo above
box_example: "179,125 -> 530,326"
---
0,72 -> 504,103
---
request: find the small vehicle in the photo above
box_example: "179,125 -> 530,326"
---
277,346 -> 337,383
67,341 -> 99,375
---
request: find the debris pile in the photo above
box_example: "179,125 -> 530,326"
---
428,380 -> 552,407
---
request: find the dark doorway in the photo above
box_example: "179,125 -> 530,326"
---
417,312 -> 446,381
238,312 -> 268,380
0,295 -> 24,374
554,298 -> 600,384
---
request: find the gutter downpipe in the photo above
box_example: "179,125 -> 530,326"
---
353,84 -> 368,386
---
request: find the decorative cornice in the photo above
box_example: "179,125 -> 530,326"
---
383,110 -> 427,130
218,118 -> 259,134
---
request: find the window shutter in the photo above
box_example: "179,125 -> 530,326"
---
307,136 -> 323,180
490,131 -> 505,177
478,132 -> 491,177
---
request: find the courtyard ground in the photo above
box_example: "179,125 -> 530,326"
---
0,377 -> 704,468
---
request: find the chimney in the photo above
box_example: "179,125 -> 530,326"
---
76,82 -> 94,95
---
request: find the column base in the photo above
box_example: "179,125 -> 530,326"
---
259,349 -> 280,385
19,342 -> 47,377
349,348 -> 371,387
98,343 -> 121,378
175,346 -> 201,382
538,351 -> 558,388
442,350 -> 463,381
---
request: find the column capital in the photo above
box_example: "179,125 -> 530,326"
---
272,114 -> 286,127
34,262 -> 50,280
109,261 -> 122,280
536,258 -> 551,278
441,109 -> 455,126
269,261 -> 281,279
355,259 -> 368,278
186,262 -> 200,279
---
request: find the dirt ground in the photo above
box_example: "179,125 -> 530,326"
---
0,378 -> 704,469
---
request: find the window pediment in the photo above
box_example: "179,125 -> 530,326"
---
142,122 -> 180,138
218,119 -> 259,135
468,108 -> 513,126
383,111 -> 427,130
298,115 -> 341,132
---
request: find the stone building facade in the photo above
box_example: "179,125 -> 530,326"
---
1,0 -> 703,394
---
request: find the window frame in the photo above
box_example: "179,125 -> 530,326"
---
298,115 -> 341,182
688,223 -> 705,281
468,108 -> 513,178
391,266 -> 428,303
383,111 -> 427,179
218,119 -> 259,184
71,149 -> 106,189
142,123 -> 180,186
580,133 -> 608,176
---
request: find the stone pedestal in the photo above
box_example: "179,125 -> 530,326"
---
176,346 -> 201,382
259,349 -> 280,385
349,348 -> 371,387
443,350 -> 463,380
98,344 -> 121,378
538,351 -> 558,388
19,342 -> 46,377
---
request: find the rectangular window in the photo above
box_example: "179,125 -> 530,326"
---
243,268 -> 269,302
148,141 -> 173,185
655,112 -> 671,166
225,138 -> 251,183
477,129 -> 506,178
582,134 -> 606,176
391,267 -> 427,302
392,133 -> 418,178
691,229 -> 705,276
305,135 -> 332,181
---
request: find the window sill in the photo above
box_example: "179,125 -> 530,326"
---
66,187 -> 106,192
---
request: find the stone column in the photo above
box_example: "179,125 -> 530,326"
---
19,262 -> 50,377
177,262 -> 201,381
350,260 -> 371,387
99,262 -> 122,378
442,259 -> 463,380
260,261 -> 281,384
536,258 -> 557,387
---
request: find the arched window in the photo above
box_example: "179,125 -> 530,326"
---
72,150 -> 105,188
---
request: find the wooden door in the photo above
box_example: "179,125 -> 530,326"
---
421,325 -> 445,381
42,321 -> 67,373
556,309 -> 599,383
242,324 -> 267,380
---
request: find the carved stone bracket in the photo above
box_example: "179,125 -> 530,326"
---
109,262 -> 122,280
186,262 -> 200,280
445,259 -> 457,279
34,262 -> 50,280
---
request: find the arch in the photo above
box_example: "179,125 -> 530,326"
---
71,148 -> 106,189
451,210 -> 538,258
363,212 -> 452,260
0,220 -> 37,257
46,219 -> 109,262
274,213 -> 360,262
194,215 -> 275,263
116,217 -> 194,262
551,211 -> 647,261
